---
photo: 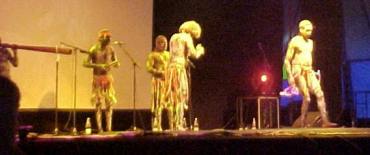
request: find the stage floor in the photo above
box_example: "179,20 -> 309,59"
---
18,127 -> 370,154
26,127 -> 370,139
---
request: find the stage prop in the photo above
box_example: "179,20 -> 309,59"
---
236,96 -> 280,129
291,111 -> 322,128
0,43 -> 72,55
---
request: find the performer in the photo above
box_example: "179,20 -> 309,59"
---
83,29 -> 119,133
0,76 -> 22,155
0,37 -> 18,79
284,20 -> 337,128
146,35 -> 170,131
165,21 -> 205,130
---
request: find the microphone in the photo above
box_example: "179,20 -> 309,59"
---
112,41 -> 124,46
60,42 -> 89,54
187,59 -> 196,69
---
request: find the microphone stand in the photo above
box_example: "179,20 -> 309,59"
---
259,43 -> 271,69
71,48 -> 78,135
186,59 -> 195,130
53,46 -> 60,135
116,44 -> 142,131
60,42 -> 86,135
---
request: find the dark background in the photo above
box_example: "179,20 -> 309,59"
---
153,0 -> 343,129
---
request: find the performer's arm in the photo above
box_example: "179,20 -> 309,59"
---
83,54 -> 102,68
311,41 -> 321,81
284,39 -> 295,86
110,47 -> 120,67
8,48 -> 18,67
83,46 -> 107,69
83,59 -> 116,69
84,46 -> 95,68
185,34 -> 204,59
83,48 -> 105,69
146,54 -> 164,77
146,54 -> 155,73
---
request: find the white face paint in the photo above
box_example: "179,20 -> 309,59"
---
301,24 -> 313,39
299,20 -> 313,39
155,37 -> 167,51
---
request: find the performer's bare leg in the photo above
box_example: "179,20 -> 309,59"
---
95,102 -> 103,133
296,76 -> 310,128
156,105 -> 163,131
175,103 -> 181,130
151,117 -> 156,131
163,87 -> 173,131
166,107 -> 173,131
175,101 -> 186,130
311,76 -> 337,127
300,98 -> 310,128
168,92 -> 176,131
174,105 -> 179,130
151,98 -> 156,131
177,104 -> 182,130
152,87 -> 161,131
152,111 -> 159,131
174,98 -> 181,131
105,102 -> 113,132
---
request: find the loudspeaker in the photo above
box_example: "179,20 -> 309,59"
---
292,112 -> 322,128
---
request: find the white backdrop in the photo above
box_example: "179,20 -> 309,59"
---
0,0 -> 153,109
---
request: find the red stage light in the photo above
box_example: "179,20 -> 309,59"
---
250,69 -> 275,95
260,74 -> 267,82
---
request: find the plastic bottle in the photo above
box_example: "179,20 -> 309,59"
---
183,117 -> 187,130
85,117 -> 92,135
193,118 -> 199,131
252,117 -> 257,130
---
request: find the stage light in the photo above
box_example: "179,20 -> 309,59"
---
251,70 -> 275,95
261,74 -> 267,82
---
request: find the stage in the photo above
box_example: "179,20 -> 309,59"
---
18,128 -> 370,154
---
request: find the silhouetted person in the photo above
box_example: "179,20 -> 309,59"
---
0,37 -> 18,79
0,76 -> 21,154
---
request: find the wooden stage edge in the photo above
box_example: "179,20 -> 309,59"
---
22,127 -> 370,141
17,127 -> 370,154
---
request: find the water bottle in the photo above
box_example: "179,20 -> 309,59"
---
193,118 -> 199,131
85,117 -> 92,135
183,117 -> 187,130
252,117 -> 257,130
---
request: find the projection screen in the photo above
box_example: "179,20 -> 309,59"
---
0,0 -> 153,109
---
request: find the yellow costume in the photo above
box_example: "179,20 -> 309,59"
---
165,21 -> 205,130
146,44 -> 170,131
84,29 -> 119,133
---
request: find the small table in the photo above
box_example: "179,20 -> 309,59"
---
236,96 -> 280,129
